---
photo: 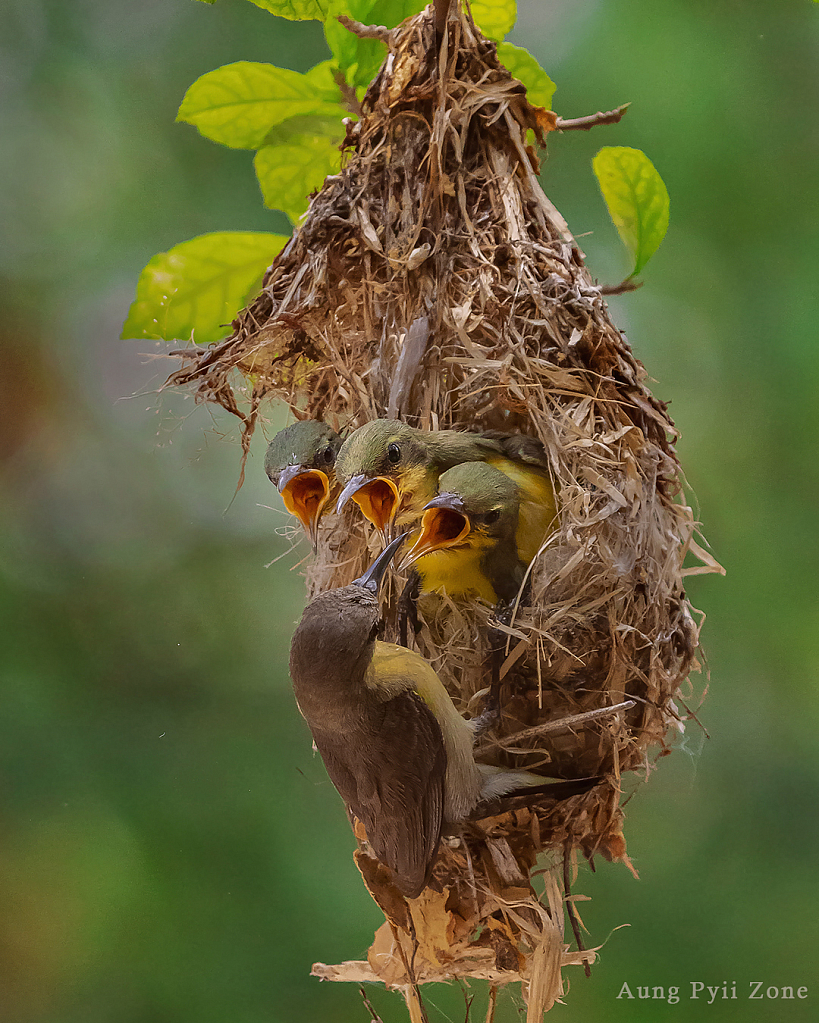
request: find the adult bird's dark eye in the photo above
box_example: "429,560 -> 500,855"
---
485,509 -> 501,524
323,446 -> 335,464
388,443 -> 401,464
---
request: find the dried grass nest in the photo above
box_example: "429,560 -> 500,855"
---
169,3 -> 719,1017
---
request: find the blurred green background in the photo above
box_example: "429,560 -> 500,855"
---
1,1 -> 817,1020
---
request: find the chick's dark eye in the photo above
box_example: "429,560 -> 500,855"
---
387,442 -> 401,464
485,509 -> 501,524
322,446 -> 335,465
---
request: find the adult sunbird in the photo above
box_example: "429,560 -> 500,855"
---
289,535 -> 595,898
334,420 -> 557,557
264,421 -> 343,549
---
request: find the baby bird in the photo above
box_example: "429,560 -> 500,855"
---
334,420 -> 556,561
399,461 -> 529,606
264,420 -> 343,549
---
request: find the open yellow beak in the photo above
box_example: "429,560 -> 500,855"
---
280,468 -> 331,549
398,499 -> 471,571
336,475 -> 400,542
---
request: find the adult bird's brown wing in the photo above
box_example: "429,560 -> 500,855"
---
312,690 -> 447,898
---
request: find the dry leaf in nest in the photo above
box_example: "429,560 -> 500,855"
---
167,1 -> 721,1015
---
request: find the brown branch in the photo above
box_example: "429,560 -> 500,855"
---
358,986 -> 386,1023
485,985 -> 498,1023
388,920 -> 429,1023
333,69 -> 362,117
600,278 -> 644,296
563,843 -> 592,979
337,14 -> 391,41
556,103 -> 631,131
434,0 -> 454,36
458,982 -> 475,1022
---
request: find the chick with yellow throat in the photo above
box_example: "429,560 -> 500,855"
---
334,419 -> 511,540
398,461 -> 557,717
264,420 -> 343,549
334,420 -> 557,561
400,461 -> 528,606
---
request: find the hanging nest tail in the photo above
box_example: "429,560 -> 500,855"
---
170,2 -> 720,1017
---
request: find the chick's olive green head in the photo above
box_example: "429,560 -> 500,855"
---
264,420 -> 342,484
264,421 -> 343,547
401,462 -> 520,569
335,420 -> 433,536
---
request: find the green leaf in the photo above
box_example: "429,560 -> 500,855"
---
592,146 -> 670,277
177,62 -> 346,149
471,0 -> 516,41
324,0 -> 425,88
259,112 -> 347,147
247,0 -> 328,18
371,0 -> 426,24
303,59 -> 347,102
255,136 -> 342,222
121,232 -> 289,344
496,42 -> 555,109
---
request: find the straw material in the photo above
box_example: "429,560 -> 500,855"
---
169,2 -> 719,1013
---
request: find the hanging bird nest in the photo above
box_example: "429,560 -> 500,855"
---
169,2 -> 718,1018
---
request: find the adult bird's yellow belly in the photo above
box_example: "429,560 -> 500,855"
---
368,641 -> 481,820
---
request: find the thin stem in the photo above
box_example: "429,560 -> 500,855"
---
485,985 -> 498,1023
434,0 -> 454,36
563,843 -> 592,978
333,70 -> 362,116
359,986 -> 386,1023
337,14 -> 391,41
556,103 -> 630,131
600,278 -> 644,296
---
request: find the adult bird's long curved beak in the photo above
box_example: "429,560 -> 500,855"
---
398,493 -> 471,571
352,533 -> 409,594
278,465 -> 331,550
336,474 -> 400,543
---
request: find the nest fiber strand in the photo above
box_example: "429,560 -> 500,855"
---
170,3 -> 715,1015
